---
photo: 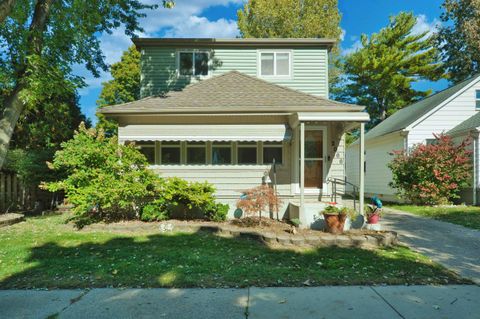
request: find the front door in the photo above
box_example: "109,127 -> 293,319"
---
304,128 -> 325,189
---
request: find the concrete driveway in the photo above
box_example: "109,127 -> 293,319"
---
382,208 -> 480,284
0,286 -> 479,319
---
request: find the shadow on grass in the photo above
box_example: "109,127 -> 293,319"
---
0,228 -> 468,289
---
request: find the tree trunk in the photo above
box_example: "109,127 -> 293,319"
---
0,0 -> 54,169
0,85 -> 25,168
0,0 -> 16,24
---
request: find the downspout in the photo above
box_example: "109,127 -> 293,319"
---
400,130 -> 409,153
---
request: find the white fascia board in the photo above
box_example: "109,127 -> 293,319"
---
407,75 -> 480,131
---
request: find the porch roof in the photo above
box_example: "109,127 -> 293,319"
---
99,71 -> 365,115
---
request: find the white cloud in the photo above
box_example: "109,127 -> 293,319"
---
411,14 -> 440,37
340,28 -> 346,41
76,0 -> 243,121
163,16 -> 239,38
342,39 -> 363,55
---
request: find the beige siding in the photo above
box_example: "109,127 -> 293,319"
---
408,79 -> 480,146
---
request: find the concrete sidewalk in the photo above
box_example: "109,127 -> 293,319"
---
1,285 -> 479,319
382,208 -> 480,284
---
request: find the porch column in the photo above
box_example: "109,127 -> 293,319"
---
359,122 -> 365,216
300,122 -> 305,222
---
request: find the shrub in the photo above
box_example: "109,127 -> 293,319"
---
388,134 -> 472,205
140,201 -> 169,222
43,123 -> 158,227
236,185 -> 282,221
153,177 -> 227,221
206,203 -> 229,222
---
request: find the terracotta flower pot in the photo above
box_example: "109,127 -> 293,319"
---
367,213 -> 380,224
323,213 -> 347,234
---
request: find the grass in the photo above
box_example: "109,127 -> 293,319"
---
0,213 -> 469,289
389,205 -> 480,230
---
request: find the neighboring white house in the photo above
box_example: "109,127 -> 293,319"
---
346,74 -> 480,203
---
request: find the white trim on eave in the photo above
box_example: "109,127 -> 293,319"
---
407,75 -> 480,131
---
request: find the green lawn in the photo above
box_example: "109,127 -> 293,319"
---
0,214 -> 468,289
389,205 -> 480,230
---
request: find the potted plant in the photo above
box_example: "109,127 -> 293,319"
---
322,205 -> 347,234
339,207 -> 357,231
366,206 -> 380,224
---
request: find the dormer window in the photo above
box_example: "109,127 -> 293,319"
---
178,51 -> 209,76
476,90 -> 480,110
259,51 -> 291,77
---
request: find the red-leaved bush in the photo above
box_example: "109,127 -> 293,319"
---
236,185 -> 282,221
388,134 -> 472,205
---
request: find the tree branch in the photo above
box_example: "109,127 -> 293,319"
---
0,0 -> 16,24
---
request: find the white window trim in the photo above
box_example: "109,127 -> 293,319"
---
211,142 -> 233,165
257,50 -> 293,79
176,50 -> 211,78
186,142 -> 207,165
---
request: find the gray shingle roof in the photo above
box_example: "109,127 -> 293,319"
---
99,71 -> 364,115
363,74 -> 480,141
449,112 -> 480,135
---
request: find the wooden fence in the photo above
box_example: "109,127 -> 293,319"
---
0,172 -> 52,213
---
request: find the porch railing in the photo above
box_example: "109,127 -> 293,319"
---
326,177 -> 359,211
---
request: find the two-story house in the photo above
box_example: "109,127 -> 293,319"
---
99,38 -> 369,228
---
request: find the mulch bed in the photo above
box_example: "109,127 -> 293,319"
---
82,217 -> 398,249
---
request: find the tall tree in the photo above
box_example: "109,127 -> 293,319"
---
0,0 -> 174,169
337,12 -> 443,126
237,0 -> 343,85
436,0 -> 480,83
97,46 -> 141,135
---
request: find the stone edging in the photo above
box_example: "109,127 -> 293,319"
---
159,223 -> 398,248
84,221 -> 398,248
0,213 -> 25,227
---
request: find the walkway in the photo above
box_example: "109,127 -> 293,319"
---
1,286 -> 479,319
382,208 -> 480,284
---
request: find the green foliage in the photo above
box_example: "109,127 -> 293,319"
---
290,218 -> 301,227
436,0 -> 480,83
237,0 -> 343,86
97,46 -> 141,136
43,123 -> 158,227
140,201 -> 169,222
155,177 -> 225,221
388,134 -> 472,205
4,148 -> 57,188
322,205 -> 340,214
206,203 -> 229,222
336,12 -> 443,127
339,207 -> 357,221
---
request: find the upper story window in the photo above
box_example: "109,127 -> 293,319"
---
259,51 -> 291,77
476,90 -> 480,110
179,51 -> 209,76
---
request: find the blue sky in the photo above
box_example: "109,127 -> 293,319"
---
78,0 -> 447,124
